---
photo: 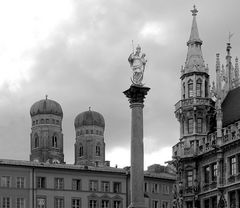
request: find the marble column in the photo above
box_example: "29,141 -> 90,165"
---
123,85 -> 150,208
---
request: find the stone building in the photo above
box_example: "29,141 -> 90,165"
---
0,97 -> 175,208
172,6 -> 240,208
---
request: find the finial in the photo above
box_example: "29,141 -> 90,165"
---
89,106 -> 91,111
45,94 -> 48,100
191,5 -> 198,16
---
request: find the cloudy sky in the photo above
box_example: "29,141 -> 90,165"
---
0,0 -> 240,169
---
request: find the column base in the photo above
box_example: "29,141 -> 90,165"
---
128,202 -> 146,208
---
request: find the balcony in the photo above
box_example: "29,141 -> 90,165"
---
175,98 -> 215,112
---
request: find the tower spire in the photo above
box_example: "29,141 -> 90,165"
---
183,5 -> 207,75
188,5 -> 202,45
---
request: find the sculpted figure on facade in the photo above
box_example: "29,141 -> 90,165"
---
128,45 -> 147,86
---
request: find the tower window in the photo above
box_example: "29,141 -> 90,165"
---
79,145 -> 83,157
183,83 -> 186,99
52,135 -> 57,148
186,170 -> 193,187
196,79 -> 202,97
188,80 -> 193,98
197,118 -> 203,133
205,80 -> 208,97
188,119 -> 193,134
96,145 -> 101,156
34,134 -> 39,148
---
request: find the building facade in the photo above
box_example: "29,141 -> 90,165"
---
172,6 -> 240,208
0,97 -> 175,208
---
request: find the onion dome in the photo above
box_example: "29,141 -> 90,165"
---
74,108 -> 105,129
30,96 -> 63,117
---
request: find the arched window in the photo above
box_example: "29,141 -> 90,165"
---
52,134 -> 58,148
96,145 -> 101,156
188,79 -> 193,98
196,79 -> 202,97
183,83 -> 186,99
86,130 -> 89,134
40,119 -> 44,124
79,145 -> 83,157
34,133 -> 39,148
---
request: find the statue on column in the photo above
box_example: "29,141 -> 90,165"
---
128,45 -> 147,86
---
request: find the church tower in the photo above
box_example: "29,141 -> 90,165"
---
30,96 -> 64,164
74,109 -> 106,166
175,6 -> 215,151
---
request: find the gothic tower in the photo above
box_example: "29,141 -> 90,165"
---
30,96 -> 64,164
74,109 -> 106,166
175,6 -> 215,152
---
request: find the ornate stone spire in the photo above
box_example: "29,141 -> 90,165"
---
188,5 -> 202,45
183,5 -> 207,75
216,53 -> 221,96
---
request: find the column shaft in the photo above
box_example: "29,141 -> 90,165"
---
130,103 -> 145,207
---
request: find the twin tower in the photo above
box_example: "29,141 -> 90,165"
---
29,97 -> 106,166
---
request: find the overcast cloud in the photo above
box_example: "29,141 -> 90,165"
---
0,0 -> 240,169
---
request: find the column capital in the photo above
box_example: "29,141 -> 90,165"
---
123,85 -> 150,105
